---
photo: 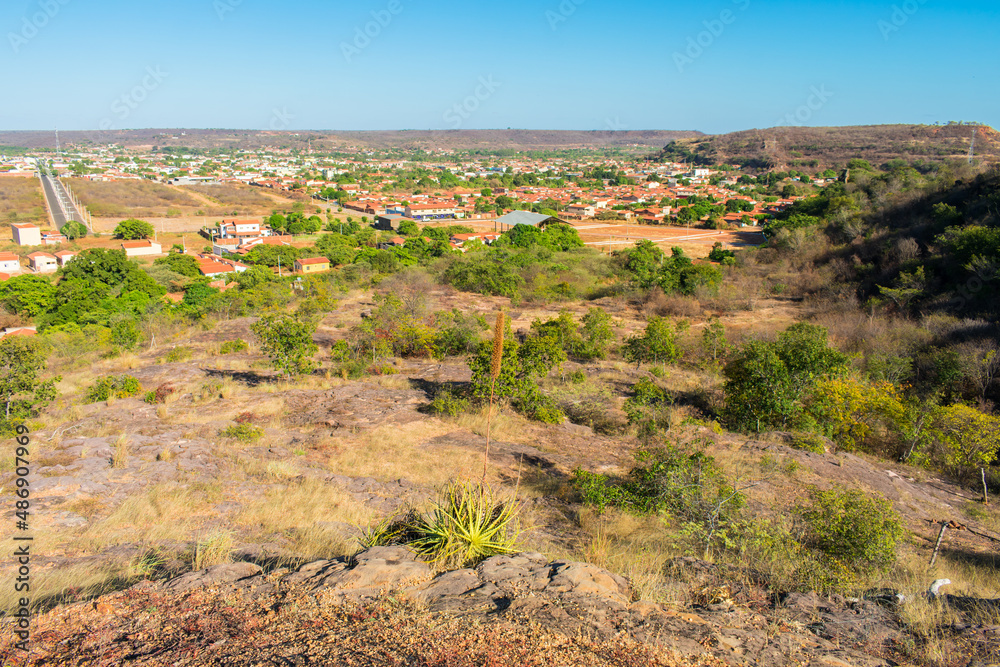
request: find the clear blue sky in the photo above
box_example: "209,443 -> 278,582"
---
0,0 -> 995,133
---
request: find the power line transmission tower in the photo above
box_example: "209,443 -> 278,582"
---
968,128 -> 976,164
55,129 -> 60,160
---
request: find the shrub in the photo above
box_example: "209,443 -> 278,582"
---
573,445 -> 744,556
163,346 -> 193,363
143,384 -> 175,405
797,487 -> 904,569
622,316 -> 681,366
426,389 -> 470,418
219,423 -> 264,443
723,323 -> 848,433
360,483 -> 522,567
220,339 -> 249,355
87,375 -> 142,403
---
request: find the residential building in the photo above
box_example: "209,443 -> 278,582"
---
0,327 -> 37,339
404,203 -> 455,221
54,250 -> 76,267
0,252 -> 21,274
121,240 -> 163,257
11,223 -> 41,246
27,252 -> 58,273
41,232 -> 67,245
294,257 -> 331,274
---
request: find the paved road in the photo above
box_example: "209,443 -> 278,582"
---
38,172 -> 87,230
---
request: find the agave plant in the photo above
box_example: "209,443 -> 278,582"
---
411,483 -> 521,567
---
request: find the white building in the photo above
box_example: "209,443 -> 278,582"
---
0,252 -> 21,274
11,223 -> 41,246
121,240 -> 163,257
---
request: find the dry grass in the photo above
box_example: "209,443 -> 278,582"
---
74,483 -> 223,551
193,530 -> 234,570
234,478 -> 374,561
111,434 -> 130,469
453,406 -> 533,446
0,561 -> 133,616
323,421 -> 481,487
575,509 -> 685,603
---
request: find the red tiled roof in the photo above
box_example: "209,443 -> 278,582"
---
296,257 -> 330,266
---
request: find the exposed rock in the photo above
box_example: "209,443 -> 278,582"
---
163,562 -> 263,592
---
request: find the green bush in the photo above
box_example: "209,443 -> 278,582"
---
87,375 -> 143,403
164,346 -> 193,363
220,339 -> 249,355
574,445 -> 744,556
426,389 -> 470,418
360,483 -> 522,567
797,487 -> 904,569
219,423 -> 265,443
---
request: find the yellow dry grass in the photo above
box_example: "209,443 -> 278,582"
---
323,421 -> 482,487
234,477 -> 374,561
74,483 -> 223,552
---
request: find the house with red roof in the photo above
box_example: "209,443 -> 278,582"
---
0,252 -> 21,274
27,252 -> 58,273
294,257 -> 331,274
122,240 -> 163,257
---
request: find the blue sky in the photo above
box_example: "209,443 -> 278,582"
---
0,0 -> 995,133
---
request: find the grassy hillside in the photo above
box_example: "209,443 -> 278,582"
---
653,123 -> 999,171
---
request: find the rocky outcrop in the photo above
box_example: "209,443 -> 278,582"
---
144,548 -> 900,666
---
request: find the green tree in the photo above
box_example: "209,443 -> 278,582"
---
154,252 -> 202,278
61,221 -> 88,240
110,316 -> 141,350
0,336 -> 59,426
722,340 -> 797,433
113,218 -> 155,240
577,307 -> 615,360
701,318 -> 728,362
0,275 -> 55,318
398,219 -> 420,237
623,316 -> 681,366
930,404 -> 1000,503
723,323 -> 847,432
251,314 -> 319,379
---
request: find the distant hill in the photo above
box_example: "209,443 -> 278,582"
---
651,124 -> 1000,171
0,129 -> 703,153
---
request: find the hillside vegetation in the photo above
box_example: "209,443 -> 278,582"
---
3,151 -> 1000,665
654,123 -> 999,172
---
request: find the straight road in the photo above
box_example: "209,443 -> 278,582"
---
38,171 -> 87,230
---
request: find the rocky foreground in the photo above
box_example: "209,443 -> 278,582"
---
1,546 -> 959,666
